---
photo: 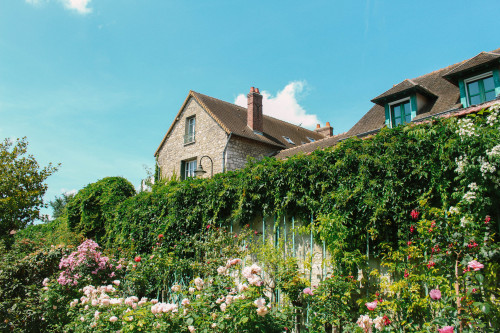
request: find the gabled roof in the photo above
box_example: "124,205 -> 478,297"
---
346,47 -> 500,137
371,79 -> 437,105
154,90 -> 324,156
443,51 -> 500,82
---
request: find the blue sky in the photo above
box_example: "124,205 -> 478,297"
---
1,0 -> 499,218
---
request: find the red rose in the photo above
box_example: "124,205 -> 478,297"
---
158,234 -> 164,239
134,256 -> 141,262
485,215 -> 491,224
410,210 -> 419,220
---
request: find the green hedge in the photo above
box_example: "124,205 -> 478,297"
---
34,107 -> 498,262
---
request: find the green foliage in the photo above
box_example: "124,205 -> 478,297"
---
49,192 -> 75,220
0,242 -> 70,332
308,275 -> 360,332
66,177 -> 136,241
0,137 -> 58,247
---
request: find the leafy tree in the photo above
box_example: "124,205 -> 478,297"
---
66,177 -> 136,241
0,137 -> 58,247
49,192 -> 75,220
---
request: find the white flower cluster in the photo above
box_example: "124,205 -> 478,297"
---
460,216 -> 470,227
150,302 -> 178,314
357,315 -> 373,332
486,104 -> 499,126
478,156 -> 496,176
242,264 -> 263,286
487,144 -> 500,158
462,182 -> 478,203
253,297 -> 269,316
455,155 -> 468,174
456,118 -> 477,138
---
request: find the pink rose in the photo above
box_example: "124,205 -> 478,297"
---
303,288 -> 314,296
365,301 -> 377,311
467,260 -> 484,271
437,326 -> 454,333
429,289 -> 441,300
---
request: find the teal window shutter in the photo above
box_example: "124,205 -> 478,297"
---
384,104 -> 390,127
492,68 -> 500,98
458,79 -> 468,107
410,95 -> 417,120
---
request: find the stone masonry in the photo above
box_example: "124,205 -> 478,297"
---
156,97 -> 281,179
225,136 -> 277,171
156,97 -> 228,179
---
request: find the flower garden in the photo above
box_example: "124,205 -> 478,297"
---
0,105 -> 499,332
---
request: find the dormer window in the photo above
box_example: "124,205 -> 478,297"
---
371,79 -> 435,129
389,98 -> 412,127
283,136 -> 295,145
307,137 -> 316,142
465,72 -> 496,105
443,52 -> 500,108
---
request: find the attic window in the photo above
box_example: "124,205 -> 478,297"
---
389,98 -> 412,127
465,72 -> 496,105
307,137 -> 316,142
283,136 -> 295,145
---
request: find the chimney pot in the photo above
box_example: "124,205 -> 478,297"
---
315,121 -> 333,138
256,88 -> 260,94
316,124 -> 321,129
250,87 -> 255,93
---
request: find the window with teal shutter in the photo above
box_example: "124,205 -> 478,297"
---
466,75 -> 495,105
390,100 -> 412,127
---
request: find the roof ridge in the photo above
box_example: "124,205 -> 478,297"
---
191,90 -> 246,111
193,90 -> 319,135
277,132 -> 347,153
413,58 -> 468,80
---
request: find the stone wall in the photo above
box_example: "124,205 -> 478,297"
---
225,136 -> 278,171
156,97 -> 228,179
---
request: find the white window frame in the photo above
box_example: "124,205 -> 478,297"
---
185,116 -> 196,144
464,71 -> 494,106
307,137 -> 316,142
184,159 -> 197,179
282,136 -> 295,145
388,97 -> 411,128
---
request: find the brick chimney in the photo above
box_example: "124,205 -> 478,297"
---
314,122 -> 333,137
247,87 -> 263,133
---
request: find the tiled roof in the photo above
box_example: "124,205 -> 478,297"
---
346,47 -> 500,137
154,91 -> 324,156
275,47 -> 500,159
274,132 -> 350,159
443,51 -> 500,81
371,79 -> 437,105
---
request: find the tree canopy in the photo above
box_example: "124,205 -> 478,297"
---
0,137 -> 58,245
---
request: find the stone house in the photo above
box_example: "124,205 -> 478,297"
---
154,87 -> 330,180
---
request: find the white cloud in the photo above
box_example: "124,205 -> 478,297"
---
234,81 -> 320,130
59,0 -> 92,14
25,0 -> 92,14
61,188 -> 78,196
